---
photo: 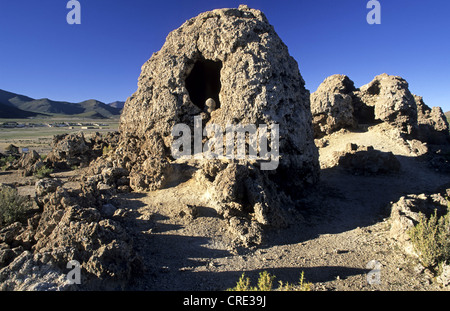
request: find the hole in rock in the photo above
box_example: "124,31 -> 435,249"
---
354,102 -> 376,125
185,58 -> 222,111
366,81 -> 380,96
352,96 -> 378,125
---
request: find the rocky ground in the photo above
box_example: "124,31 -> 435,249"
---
1,123 -> 448,291
1,6 -> 449,291
119,122 -> 449,291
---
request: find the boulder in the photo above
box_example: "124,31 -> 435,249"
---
46,133 -> 90,168
354,73 -> 418,136
45,132 -> 120,169
389,190 -> 449,256
18,150 -> 40,169
310,74 -> 357,137
35,178 -> 62,197
17,150 -> 44,177
4,144 -> 20,156
415,95 -> 450,145
332,143 -> 401,175
116,5 -> 320,228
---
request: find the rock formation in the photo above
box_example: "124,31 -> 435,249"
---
332,143 -> 401,175
389,188 -> 450,285
310,74 -> 357,137
0,177 -> 142,290
389,191 -> 449,248
17,150 -> 45,177
116,5 -> 320,228
356,73 -> 418,136
415,95 -> 449,145
46,132 -> 120,169
311,73 -> 449,145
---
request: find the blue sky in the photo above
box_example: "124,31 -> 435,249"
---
0,0 -> 449,112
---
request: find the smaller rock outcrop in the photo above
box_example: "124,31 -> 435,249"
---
45,133 -> 90,168
355,74 -> 418,136
17,150 -> 45,177
330,143 -> 401,175
310,74 -> 357,137
45,132 -> 120,169
389,188 -> 449,282
311,73 -> 449,147
415,95 -> 450,145
0,175 -> 142,290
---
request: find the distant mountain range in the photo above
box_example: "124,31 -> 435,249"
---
108,101 -> 125,109
0,89 -> 123,119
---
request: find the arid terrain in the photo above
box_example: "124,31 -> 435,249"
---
0,121 -> 448,291
0,118 -> 119,156
1,6 -> 449,292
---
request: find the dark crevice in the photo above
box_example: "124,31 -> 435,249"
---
185,58 -> 222,111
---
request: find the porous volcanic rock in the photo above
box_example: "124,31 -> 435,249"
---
17,150 -> 44,177
310,74 -> 357,137
46,133 -> 90,169
46,132 -> 120,169
389,188 -> 449,261
415,95 -> 450,145
331,143 -> 401,175
0,177 -> 142,290
116,5 -> 320,228
355,73 -> 418,136
311,73 -> 449,147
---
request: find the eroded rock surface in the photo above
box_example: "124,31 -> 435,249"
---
116,5 -> 319,229
311,74 -> 357,137
0,177 -> 142,290
311,73 -> 449,146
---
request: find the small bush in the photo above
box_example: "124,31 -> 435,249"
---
102,145 -> 113,156
278,271 -> 312,292
228,273 -> 253,291
407,208 -> 450,271
0,187 -> 30,226
257,271 -> 275,291
227,271 -> 312,291
34,165 -> 53,179
0,155 -> 16,171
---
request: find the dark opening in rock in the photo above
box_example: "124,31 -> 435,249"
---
353,97 -> 377,125
366,80 -> 381,96
185,58 -> 222,111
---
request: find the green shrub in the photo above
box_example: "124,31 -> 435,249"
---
0,187 -> 30,227
0,155 -> 16,171
278,271 -> 312,292
102,145 -> 113,156
227,273 -> 253,291
407,208 -> 450,271
227,271 -> 312,291
257,271 -> 275,291
34,165 -> 53,179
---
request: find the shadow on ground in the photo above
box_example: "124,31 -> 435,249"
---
119,150 -> 450,290
263,152 -> 450,247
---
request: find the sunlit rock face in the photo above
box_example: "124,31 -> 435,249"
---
117,5 -> 319,229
